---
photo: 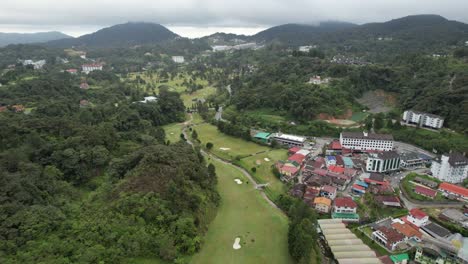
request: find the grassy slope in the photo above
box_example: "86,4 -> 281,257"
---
191,158 -> 293,264
195,123 -> 270,161
238,149 -> 289,200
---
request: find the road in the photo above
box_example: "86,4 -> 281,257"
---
182,114 -> 282,211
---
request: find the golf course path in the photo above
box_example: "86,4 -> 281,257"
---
183,114 -> 282,212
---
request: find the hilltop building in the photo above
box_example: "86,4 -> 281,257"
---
171,56 -> 185,63
82,63 -> 103,74
270,133 -> 306,147
402,110 -> 444,129
431,152 -> 468,183
340,131 -> 393,151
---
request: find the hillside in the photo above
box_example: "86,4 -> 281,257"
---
0,31 -> 72,47
323,14 -> 468,46
251,22 -> 357,45
47,22 -> 179,47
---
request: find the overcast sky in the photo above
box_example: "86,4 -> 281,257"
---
1,0 -> 468,38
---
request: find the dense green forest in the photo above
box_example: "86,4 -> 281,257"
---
0,70 -> 219,263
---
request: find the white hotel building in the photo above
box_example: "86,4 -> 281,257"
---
82,63 -> 103,74
269,133 -> 306,147
402,110 -> 444,129
340,132 -> 394,152
431,152 -> 468,183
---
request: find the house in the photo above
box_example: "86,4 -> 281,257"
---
400,152 -> 425,168
270,133 -> 306,147
328,165 -> 344,174
277,162 -> 300,180
314,197 -> 331,213
333,197 -> 357,214
372,226 -> 405,251
413,176 -> 438,188
139,96 -> 158,103
369,184 -> 393,195
366,151 -> 400,173
171,56 -> 185,63
414,185 -> 437,199
82,63 -> 103,74
391,222 -> 422,242
365,173 -> 386,185
342,157 -> 354,168
66,68 -> 78,74
253,132 -> 270,143
288,146 -> 301,155
420,222 -> 452,239
431,152 -> 468,183
79,100 -> 90,108
22,59 -> 46,69
11,105 -> 25,112
80,82 -> 89,89
352,184 -> 366,195
340,131 -> 394,151
407,208 -> 429,227
288,153 -> 306,165
438,182 -> 468,201
326,140 -> 342,155
389,253 -> 410,264
303,186 -> 320,204
375,196 -> 401,207
308,75 -> 330,85
402,110 -> 444,129
320,185 -> 337,200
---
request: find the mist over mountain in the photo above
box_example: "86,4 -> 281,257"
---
0,31 -> 72,47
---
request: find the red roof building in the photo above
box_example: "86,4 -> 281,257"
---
334,197 -> 357,209
414,185 -> 437,199
312,168 -> 328,177
328,165 -> 345,174
288,153 -> 306,164
410,208 -> 428,219
439,182 -> 468,199
288,146 -> 301,155
330,140 -> 342,150
66,68 -> 78,74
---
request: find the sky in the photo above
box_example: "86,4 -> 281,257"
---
1,0 -> 468,38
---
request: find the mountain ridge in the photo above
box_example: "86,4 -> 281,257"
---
0,31 -> 72,47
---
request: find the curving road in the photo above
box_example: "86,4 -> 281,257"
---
182,114 -> 283,212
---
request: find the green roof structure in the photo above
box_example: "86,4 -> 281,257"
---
253,132 -> 271,143
390,253 -> 409,263
332,213 -> 360,220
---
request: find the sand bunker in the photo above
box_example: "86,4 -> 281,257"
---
264,158 -> 270,162
233,237 -> 241,250
234,179 -> 243,184
219,147 -> 231,151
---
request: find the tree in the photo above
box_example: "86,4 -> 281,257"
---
251,167 -> 257,173
374,114 -> 384,131
191,129 -> 198,140
206,142 -> 213,150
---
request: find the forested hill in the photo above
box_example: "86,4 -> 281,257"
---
0,69 -> 219,263
251,22 -> 357,45
47,22 -> 179,47
0,31 -> 72,47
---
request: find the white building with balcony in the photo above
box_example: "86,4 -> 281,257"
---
431,152 -> 468,183
402,110 -> 444,129
340,132 -> 393,151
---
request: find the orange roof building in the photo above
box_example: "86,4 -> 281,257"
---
314,197 -> 332,213
391,222 -> 422,240
439,182 -> 468,199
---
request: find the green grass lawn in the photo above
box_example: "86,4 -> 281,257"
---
350,112 -> 369,122
244,109 -> 287,123
195,123 -> 270,161
237,150 -> 289,200
191,159 -> 293,264
162,122 -> 184,144
181,86 -> 217,108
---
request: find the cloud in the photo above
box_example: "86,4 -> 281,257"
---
0,0 -> 467,36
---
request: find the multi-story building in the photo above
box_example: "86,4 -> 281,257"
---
372,226 -> 405,251
270,133 -> 306,147
399,152 -> 425,168
333,197 -> 357,214
366,151 -> 401,173
402,110 -> 444,129
314,197 -> 331,213
340,132 -> 393,151
406,208 -> 429,227
431,152 -> 468,183
82,63 -> 103,74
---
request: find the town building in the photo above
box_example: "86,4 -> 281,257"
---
366,151 -> 400,173
66,68 -> 78,74
406,208 -> 429,227
333,197 -> 357,214
320,185 -> 337,200
269,133 -> 306,147
314,197 -> 331,213
431,152 -> 468,183
413,176 -> 438,189
365,173 -> 387,185
389,254 -> 410,264
342,157 -> 354,168
340,131 -> 394,151
399,152 -> 425,168
391,221 -> 422,242
22,59 -> 46,69
82,63 -> 103,74
253,132 -> 270,143
438,182 -> 468,202
414,185 -> 437,199
171,56 -> 185,63
439,209 -> 468,229
402,110 -> 444,129
375,196 -> 401,207
372,226 -> 405,251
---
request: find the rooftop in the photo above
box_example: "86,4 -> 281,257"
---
377,226 -> 405,243
414,185 -> 437,198
314,197 -> 332,206
390,253 -> 410,263
322,185 -> 337,194
369,173 -> 385,182
254,132 -> 271,140
341,131 -> 393,141
409,208 -> 428,219
421,222 -> 452,238
447,152 -> 468,167
439,182 -> 468,197
328,165 -> 345,174
271,133 -> 306,143
391,222 -> 422,239
334,197 -> 357,208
